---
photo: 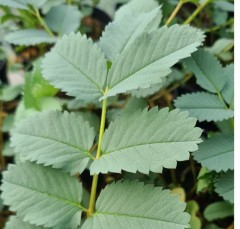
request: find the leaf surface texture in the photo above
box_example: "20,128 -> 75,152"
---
103,25 -> 204,99
5,29 -> 56,45
11,110 -> 95,174
82,181 -> 190,229
174,92 -> 233,122
42,33 -> 107,102
99,3 -> 162,61
45,5 -> 82,35
1,163 -> 83,228
193,134 -> 233,172
184,49 -> 226,93
90,108 -> 202,174
215,170 -> 234,203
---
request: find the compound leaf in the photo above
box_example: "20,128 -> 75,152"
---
99,2 -> 162,61
42,33 -> 107,102
90,108 -> 202,174
6,216 -> 45,229
204,201 -> 233,221
184,49 -> 226,93
82,181 -> 190,229
1,163 -> 84,228
215,170 -> 234,203
193,134 -> 233,172
174,92 -> 234,122
45,5 -> 82,35
5,29 -> 57,45
11,110 -> 95,175
102,25 -> 204,99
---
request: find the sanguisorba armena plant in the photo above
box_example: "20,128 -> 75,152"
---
1,0 -> 205,228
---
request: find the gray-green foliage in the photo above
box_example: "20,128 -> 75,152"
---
11,111 -> 95,175
174,92 -> 233,122
0,85 -> 22,102
1,0 -> 83,46
99,0 -> 162,62
203,201 -> 234,221
6,216 -> 45,229
193,134 -> 233,172
42,11 -> 204,102
102,25 -> 204,100
0,0 -> 47,10
1,163 -> 84,228
215,170 -> 234,203
91,108 -> 202,174
175,49 -> 234,122
184,49 -> 226,93
5,29 -> 57,45
222,64 -> 234,108
175,48 -> 234,210
42,33 -> 107,102
1,0 -> 206,228
82,181 -> 190,229
45,5 -> 83,35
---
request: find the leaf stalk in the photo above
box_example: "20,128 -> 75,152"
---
87,93 -> 108,217
165,1 -> 184,26
183,0 -> 211,25
34,9 -> 55,37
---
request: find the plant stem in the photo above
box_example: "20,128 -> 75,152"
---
87,97 -> 108,217
165,1 -> 184,26
183,0 -> 211,25
34,9 -> 54,37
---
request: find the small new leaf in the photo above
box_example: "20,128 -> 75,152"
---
11,110 -> 95,175
1,163 -> 84,228
90,108 -> 202,174
82,181 -> 190,229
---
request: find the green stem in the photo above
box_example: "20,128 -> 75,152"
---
34,9 -> 54,37
165,1 -> 184,26
87,96 -> 108,217
183,0 -> 211,25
